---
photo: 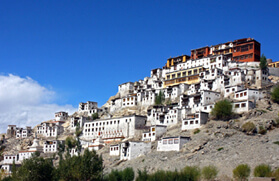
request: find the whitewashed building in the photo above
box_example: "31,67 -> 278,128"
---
233,100 -> 255,114
83,115 -> 146,140
43,140 -> 61,153
120,141 -> 151,160
16,126 -> 32,139
88,138 -> 105,151
78,101 -> 99,116
19,138 -> 43,162
0,154 -> 20,174
142,125 -> 167,142
70,116 -> 88,130
157,136 -> 191,151
109,144 -> 120,156
55,111 -> 68,122
182,112 -> 209,130
37,121 -> 64,137
234,88 -> 264,101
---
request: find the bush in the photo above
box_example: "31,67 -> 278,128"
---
211,99 -> 233,120
217,147 -> 224,151
241,122 -> 256,134
180,166 -> 201,181
254,164 -> 272,177
155,91 -> 165,105
271,168 -> 279,181
271,85 -> 279,103
92,113 -> 99,120
258,126 -> 267,135
193,128 -> 200,134
233,164 -> 251,181
202,165 -> 218,180
105,167 -> 134,181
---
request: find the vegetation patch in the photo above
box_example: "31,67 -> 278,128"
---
217,147 -> 224,151
233,164 -> 251,181
193,128 -> 200,134
211,99 -> 233,120
241,122 -> 256,134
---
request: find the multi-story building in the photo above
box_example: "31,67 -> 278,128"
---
83,115 -> 146,141
37,121 -> 64,137
16,126 -> 32,139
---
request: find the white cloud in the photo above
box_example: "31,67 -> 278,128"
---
0,74 -> 76,133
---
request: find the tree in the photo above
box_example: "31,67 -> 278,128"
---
211,99 -> 233,120
57,149 -> 103,181
122,167 -> 135,181
12,157 -> 55,181
260,54 -> 268,70
155,91 -> 165,105
202,165 -> 218,180
254,164 -> 272,177
180,166 -> 201,181
271,84 -> 279,104
136,168 -> 148,181
233,164 -> 251,181
92,113 -> 99,120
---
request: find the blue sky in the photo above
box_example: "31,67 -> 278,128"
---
0,0 -> 279,131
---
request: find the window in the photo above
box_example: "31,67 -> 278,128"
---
241,103 -> 246,107
168,139 -> 173,144
235,104 -> 240,108
184,121 -> 188,125
163,140 -> 167,144
174,139 -> 179,144
244,92 -> 247,96
190,121 -> 194,124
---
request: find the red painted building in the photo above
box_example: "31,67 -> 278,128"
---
232,38 -> 261,62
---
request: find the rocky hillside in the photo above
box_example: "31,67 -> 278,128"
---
97,98 -> 279,179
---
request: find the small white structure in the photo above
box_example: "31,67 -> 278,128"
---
233,100 -> 255,114
182,112 -> 209,130
37,121 -> 64,137
70,116 -> 87,130
0,154 -> 21,174
157,136 -> 191,152
109,144 -> 120,156
88,137 -> 105,151
234,88 -> 264,101
142,125 -> 167,142
19,138 -> 43,161
16,126 -> 32,139
55,111 -> 68,122
120,141 -> 151,160
43,140 -> 60,153
78,101 -> 99,116
69,148 -> 79,157
2,154 -> 18,164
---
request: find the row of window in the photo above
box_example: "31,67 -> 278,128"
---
162,139 -> 179,144
184,120 -> 199,125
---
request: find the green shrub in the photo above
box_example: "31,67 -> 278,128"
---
233,164 -> 251,181
180,166 -> 201,181
217,147 -> 224,151
273,141 -> 279,145
193,128 -> 200,134
155,91 -> 165,105
271,85 -> 279,103
136,168 -> 148,181
122,167 -> 135,181
202,165 -> 218,180
271,168 -> 279,181
254,164 -> 272,177
211,99 -> 233,120
92,113 -> 99,120
258,126 -> 267,135
241,122 -> 256,134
